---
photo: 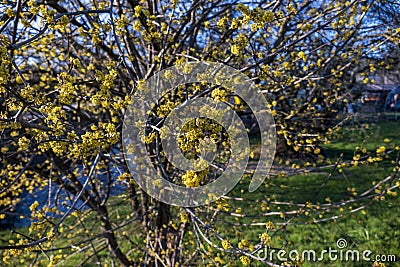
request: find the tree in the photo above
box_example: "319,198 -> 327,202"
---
0,0 -> 399,266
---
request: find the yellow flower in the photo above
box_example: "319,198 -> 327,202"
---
376,146 -> 385,154
240,255 -> 250,266
231,44 -> 241,56
181,171 -> 200,187
259,232 -> 271,245
298,51 -> 306,61
15,75 -> 23,84
179,212 -> 189,223
211,88 -> 227,101
221,239 -> 231,250
217,16 -> 228,29
134,5 -> 142,17
287,4 -> 297,14
238,239 -> 249,249
29,201 -> 39,211
47,254 -> 63,267
18,136 -> 30,150
265,221 -> 275,230
231,18 -> 240,29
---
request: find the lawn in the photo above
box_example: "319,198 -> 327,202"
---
215,119 -> 400,266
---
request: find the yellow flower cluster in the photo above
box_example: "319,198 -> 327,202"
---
240,255 -> 250,266
47,254 -> 63,267
134,5 -> 142,17
58,15 -> 69,27
67,123 -> 119,159
18,136 -> 30,151
287,4 -> 297,15
20,85 -> 36,101
117,172 -> 134,184
92,69 -> 117,107
40,105 -> 66,136
236,4 -> 275,30
178,129 -> 201,152
29,201 -> 39,211
221,239 -> 231,250
238,239 -> 249,249
178,117 -> 223,159
181,171 -> 200,187
211,88 -> 227,101
214,254 -> 225,265
217,16 -> 229,29
215,198 -> 229,211
0,41 -> 11,93
376,146 -> 385,155
231,44 -> 241,56
156,100 -> 177,118
373,261 -> 386,267
49,141 -> 67,156
265,221 -> 275,230
171,0 -> 178,9
141,132 -> 157,144
179,211 -> 189,223
231,34 -> 249,56
57,72 -> 75,104
298,51 -> 307,61
259,232 -> 271,245
115,14 -> 129,30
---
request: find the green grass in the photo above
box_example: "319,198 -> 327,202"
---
220,166 -> 399,266
214,119 -> 400,266
324,120 -> 400,160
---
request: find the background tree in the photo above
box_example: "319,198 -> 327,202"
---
0,0 -> 399,266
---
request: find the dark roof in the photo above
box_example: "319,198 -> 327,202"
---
352,84 -> 399,93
